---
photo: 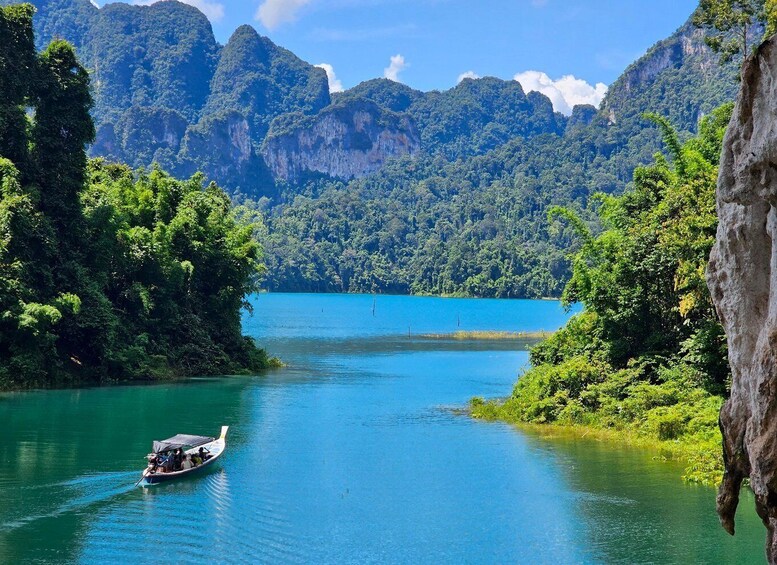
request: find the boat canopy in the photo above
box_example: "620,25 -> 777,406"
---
152,434 -> 214,453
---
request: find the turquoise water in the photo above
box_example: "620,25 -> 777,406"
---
0,293 -> 766,563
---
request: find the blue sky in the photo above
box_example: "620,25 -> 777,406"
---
100,0 -> 700,113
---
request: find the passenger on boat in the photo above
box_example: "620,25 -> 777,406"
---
181,454 -> 193,470
191,452 -> 202,466
161,452 -> 173,472
199,447 -> 209,462
174,448 -> 183,471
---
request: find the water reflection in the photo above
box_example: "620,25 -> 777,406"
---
518,430 -> 766,564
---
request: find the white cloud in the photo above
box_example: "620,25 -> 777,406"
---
513,70 -> 607,115
316,63 -> 344,93
256,0 -> 311,30
457,70 -> 480,83
384,54 -> 407,82
130,0 -> 225,22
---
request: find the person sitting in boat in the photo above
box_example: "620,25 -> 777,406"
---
147,453 -> 159,473
174,448 -> 184,471
191,452 -> 202,466
181,454 -> 193,470
198,447 -> 210,462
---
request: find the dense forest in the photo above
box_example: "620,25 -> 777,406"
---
257,21 -> 739,298
0,4 -> 275,389
472,105 -> 732,484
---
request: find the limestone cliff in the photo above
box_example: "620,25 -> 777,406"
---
602,19 -> 740,131
707,36 -> 777,562
92,106 -> 188,171
178,111 -> 276,199
262,101 -> 420,182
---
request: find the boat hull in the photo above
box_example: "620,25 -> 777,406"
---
142,455 -> 220,484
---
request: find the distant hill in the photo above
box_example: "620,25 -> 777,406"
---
4,0 -> 741,297
258,10 -> 740,297
332,76 -> 564,160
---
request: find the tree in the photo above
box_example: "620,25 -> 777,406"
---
0,5 -> 274,388
693,0 -> 765,65
767,0 -> 777,35
0,4 -> 35,173
31,39 -> 95,232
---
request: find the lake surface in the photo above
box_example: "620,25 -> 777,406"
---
0,293 -> 766,563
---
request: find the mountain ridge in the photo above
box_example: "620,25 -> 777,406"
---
0,0 -> 742,297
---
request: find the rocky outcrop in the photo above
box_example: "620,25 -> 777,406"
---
707,36 -> 777,562
262,101 -> 420,182
602,19 -> 741,132
177,110 -> 275,198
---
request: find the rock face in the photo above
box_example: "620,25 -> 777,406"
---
262,101 -> 420,182
204,25 -> 330,140
707,36 -> 777,562
602,20 -> 741,130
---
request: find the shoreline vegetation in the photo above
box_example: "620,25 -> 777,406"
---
471,107 -> 736,487
0,6 -> 278,391
470,398 -> 722,485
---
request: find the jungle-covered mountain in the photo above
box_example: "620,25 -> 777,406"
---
8,0 -> 740,297
7,0 -> 332,199
258,19 -> 739,297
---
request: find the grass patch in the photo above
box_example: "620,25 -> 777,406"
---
470,392 -> 723,486
420,330 -> 555,340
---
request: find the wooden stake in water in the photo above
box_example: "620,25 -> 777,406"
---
372,296 -> 376,317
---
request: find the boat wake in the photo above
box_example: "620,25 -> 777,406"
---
0,471 -> 137,532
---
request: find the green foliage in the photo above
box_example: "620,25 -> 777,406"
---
0,7 -> 273,389
473,107 -> 734,484
693,0 -> 761,63
259,20 -> 738,297
767,0 -> 777,34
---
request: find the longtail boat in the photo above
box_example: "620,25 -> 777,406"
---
138,426 -> 228,486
